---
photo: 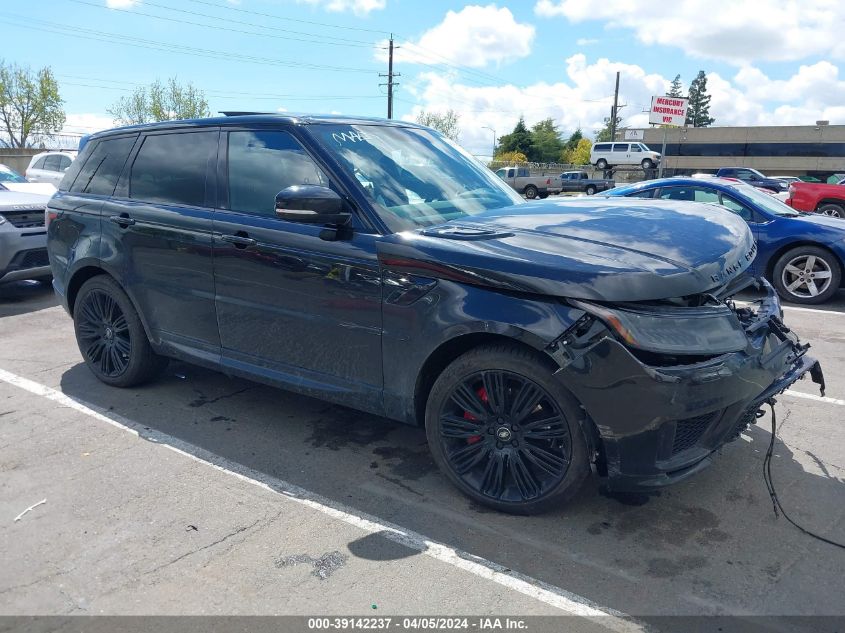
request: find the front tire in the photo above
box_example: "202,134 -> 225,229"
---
585,185 -> 596,195
524,185 -> 538,199
641,158 -> 655,170
425,344 -> 590,514
817,203 -> 844,218
772,246 -> 841,304
595,159 -> 608,170
73,276 -> 167,387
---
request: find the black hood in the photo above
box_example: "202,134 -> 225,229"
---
377,197 -> 756,302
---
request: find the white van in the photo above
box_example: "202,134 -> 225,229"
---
590,142 -> 661,170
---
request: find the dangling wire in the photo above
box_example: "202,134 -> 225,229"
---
762,400 -> 845,550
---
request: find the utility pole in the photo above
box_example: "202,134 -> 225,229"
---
610,71 -> 620,141
379,34 -> 400,119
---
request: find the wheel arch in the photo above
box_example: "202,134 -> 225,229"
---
815,199 -> 845,211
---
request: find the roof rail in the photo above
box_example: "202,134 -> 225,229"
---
218,111 -> 273,117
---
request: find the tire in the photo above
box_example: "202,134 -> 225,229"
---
73,275 -> 168,387
524,185 -> 538,199
817,203 -> 845,218
772,246 -> 841,305
641,159 -> 654,170
585,185 -> 596,195
538,193 -> 549,199
425,344 -> 590,514
595,159 -> 608,170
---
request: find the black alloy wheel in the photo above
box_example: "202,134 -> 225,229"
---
73,276 -> 167,387
76,289 -> 132,378
426,345 -> 589,514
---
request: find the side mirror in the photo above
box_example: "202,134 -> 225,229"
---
275,185 -> 351,225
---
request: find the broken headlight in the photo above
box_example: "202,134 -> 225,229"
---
570,300 -> 748,356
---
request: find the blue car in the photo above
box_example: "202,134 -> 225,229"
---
607,177 -> 845,304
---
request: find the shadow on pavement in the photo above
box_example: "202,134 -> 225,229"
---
58,361 -> 845,617
0,279 -> 60,318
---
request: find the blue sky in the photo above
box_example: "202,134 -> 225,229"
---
4,1 -> 844,156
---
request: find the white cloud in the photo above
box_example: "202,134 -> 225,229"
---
575,38 -> 598,46
377,5 -> 535,68
535,0 -> 845,64
298,0 -> 385,16
105,0 -> 139,7
63,113 -> 116,135
402,56 -> 845,157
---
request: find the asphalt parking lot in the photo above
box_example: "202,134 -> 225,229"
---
1,280 -> 844,625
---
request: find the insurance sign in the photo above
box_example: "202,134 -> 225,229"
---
649,96 -> 688,126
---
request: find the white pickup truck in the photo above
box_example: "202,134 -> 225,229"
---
494,166 -> 561,199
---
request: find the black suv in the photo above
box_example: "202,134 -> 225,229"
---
47,115 -> 823,514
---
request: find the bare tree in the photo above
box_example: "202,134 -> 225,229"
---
415,109 -> 461,141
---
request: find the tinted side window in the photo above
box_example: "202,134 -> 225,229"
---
32,157 -> 47,169
131,132 -> 217,207
227,130 -> 327,217
593,144 -> 611,152
627,189 -> 655,198
719,194 -> 753,221
57,155 -> 72,171
44,155 -> 62,171
70,136 -> 137,196
612,144 -> 629,152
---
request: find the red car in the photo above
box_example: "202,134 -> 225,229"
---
786,179 -> 845,218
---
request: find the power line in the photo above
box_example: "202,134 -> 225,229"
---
0,13 -> 379,74
67,0 -> 377,49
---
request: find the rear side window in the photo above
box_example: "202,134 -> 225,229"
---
227,130 -> 328,217
130,132 -> 217,207
32,157 -> 47,169
593,144 -> 611,152
611,144 -> 629,152
70,136 -> 137,196
43,155 -> 62,171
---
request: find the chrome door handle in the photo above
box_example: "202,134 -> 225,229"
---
109,215 -> 136,227
221,234 -> 257,247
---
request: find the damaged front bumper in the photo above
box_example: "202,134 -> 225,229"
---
548,278 -> 825,492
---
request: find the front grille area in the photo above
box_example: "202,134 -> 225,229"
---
11,248 -> 49,270
671,411 -> 720,455
2,209 -> 46,228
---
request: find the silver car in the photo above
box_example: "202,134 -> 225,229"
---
25,151 -> 76,187
0,190 -> 52,284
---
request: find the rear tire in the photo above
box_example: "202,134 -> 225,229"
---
817,203 -> 844,218
425,344 -> 590,514
73,276 -> 168,387
524,185 -> 538,199
772,246 -> 841,305
595,159 -> 608,170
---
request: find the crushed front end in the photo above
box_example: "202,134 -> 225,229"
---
547,277 -> 825,491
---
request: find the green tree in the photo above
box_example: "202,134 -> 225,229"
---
0,60 -> 65,148
686,70 -> 715,128
566,138 -> 592,165
496,116 -> 533,158
594,112 -> 622,142
667,74 -> 683,98
529,117 -> 564,163
563,128 -> 583,153
108,77 -> 211,125
415,109 -> 460,141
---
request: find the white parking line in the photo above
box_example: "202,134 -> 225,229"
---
784,389 -> 845,406
782,305 -> 845,316
0,367 -> 639,631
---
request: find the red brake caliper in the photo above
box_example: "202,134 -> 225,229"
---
463,387 -> 487,445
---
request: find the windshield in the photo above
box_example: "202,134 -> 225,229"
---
312,124 -> 523,232
735,184 -> 799,216
0,166 -> 27,183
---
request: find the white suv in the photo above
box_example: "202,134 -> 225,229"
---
590,142 -> 661,170
25,151 -> 76,187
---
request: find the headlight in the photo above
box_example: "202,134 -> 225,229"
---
570,300 -> 748,355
